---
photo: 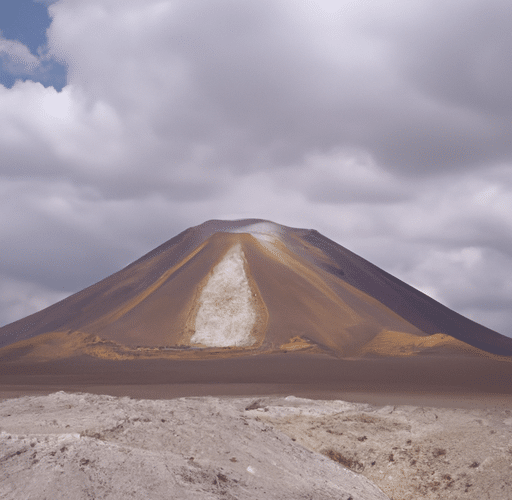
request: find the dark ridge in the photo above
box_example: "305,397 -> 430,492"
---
317,263 -> 345,278
304,230 -> 512,356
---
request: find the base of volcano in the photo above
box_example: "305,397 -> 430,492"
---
1,353 -> 511,404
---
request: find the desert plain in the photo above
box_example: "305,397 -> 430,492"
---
1,352 -> 512,500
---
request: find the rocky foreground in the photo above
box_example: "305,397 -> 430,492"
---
1,392 -> 511,499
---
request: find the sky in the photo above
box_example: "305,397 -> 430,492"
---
1,0 -> 511,338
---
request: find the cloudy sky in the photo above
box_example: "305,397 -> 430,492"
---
1,0 -> 511,337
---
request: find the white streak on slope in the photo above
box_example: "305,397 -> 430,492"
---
191,244 -> 257,347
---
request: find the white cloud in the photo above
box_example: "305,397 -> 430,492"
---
0,36 -> 41,76
290,149 -> 410,204
0,81 -> 131,197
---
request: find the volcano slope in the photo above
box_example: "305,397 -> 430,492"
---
0,219 -> 511,396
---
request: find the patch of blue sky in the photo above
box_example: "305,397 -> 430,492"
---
0,0 -> 66,91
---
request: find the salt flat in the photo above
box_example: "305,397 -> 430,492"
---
1,392 -> 386,500
1,392 -> 512,500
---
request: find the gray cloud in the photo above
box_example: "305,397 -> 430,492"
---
38,0 -> 512,178
392,0 -> 512,117
0,0 -> 511,337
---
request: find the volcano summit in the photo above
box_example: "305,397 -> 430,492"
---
1,218 -> 512,366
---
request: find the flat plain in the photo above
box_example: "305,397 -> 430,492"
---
1,352 -> 512,499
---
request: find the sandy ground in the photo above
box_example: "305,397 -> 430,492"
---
1,391 -> 512,500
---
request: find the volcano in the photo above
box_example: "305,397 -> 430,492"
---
1,219 -> 511,365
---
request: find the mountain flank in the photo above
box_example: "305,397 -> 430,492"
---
1,219 -> 512,363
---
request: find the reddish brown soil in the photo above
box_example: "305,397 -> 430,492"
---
1,353 -> 511,408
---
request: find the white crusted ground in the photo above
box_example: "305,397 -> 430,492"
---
191,244 -> 258,347
259,397 -> 512,500
2,392 -> 511,499
0,393 -> 388,500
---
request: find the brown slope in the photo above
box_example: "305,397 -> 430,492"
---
0,225 -> 195,349
241,235 -> 425,356
300,230 -> 512,356
0,230 -> 423,359
100,231 -> 421,357
82,232 -> 268,348
1,218 -> 512,362
0,219 -> 274,350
